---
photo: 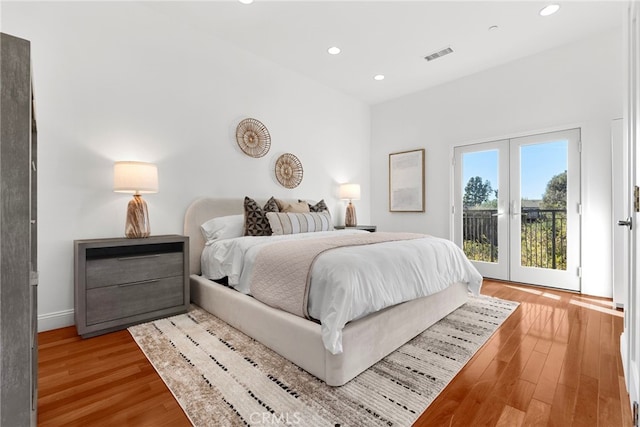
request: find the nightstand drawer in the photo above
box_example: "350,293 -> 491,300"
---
86,252 -> 183,289
86,276 -> 184,325
75,235 -> 189,338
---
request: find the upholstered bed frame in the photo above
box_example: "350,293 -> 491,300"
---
184,197 -> 469,386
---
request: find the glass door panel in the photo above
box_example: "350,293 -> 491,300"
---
454,140 -> 509,280
509,129 -> 581,291
463,151 -> 499,262
519,141 -> 567,271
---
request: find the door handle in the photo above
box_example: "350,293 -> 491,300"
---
511,201 -> 522,216
618,217 -> 633,230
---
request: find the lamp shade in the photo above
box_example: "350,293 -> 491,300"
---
113,161 -> 158,194
339,183 -> 361,200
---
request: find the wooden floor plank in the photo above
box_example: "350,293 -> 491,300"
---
600,395 -> 624,427
522,398 -> 552,426
468,390 -> 507,426
558,309 -> 587,389
450,379 -> 500,427
495,405 -> 526,427
572,374 -> 599,426
619,375 -> 633,424
532,341 -> 567,404
38,280 -> 633,427
520,350 -> 548,385
548,383 -> 578,427
581,309 -> 603,379
507,379 -> 537,412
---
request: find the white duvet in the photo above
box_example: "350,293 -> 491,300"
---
201,230 -> 483,354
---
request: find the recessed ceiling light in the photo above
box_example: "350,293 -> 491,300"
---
488,25 -> 499,31
327,46 -> 341,55
239,0 -> 253,4
374,74 -> 385,81
539,4 -> 560,16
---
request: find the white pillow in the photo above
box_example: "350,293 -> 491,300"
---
200,214 -> 245,244
266,211 -> 334,235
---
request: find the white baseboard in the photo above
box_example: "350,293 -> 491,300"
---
621,332 -> 628,388
38,309 -> 74,332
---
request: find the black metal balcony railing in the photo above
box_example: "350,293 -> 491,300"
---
463,208 -> 567,270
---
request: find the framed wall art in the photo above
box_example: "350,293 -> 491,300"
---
389,148 -> 425,212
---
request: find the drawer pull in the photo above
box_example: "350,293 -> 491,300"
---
117,254 -> 161,261
118,279 -> 160,287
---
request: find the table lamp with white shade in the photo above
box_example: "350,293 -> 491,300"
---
339,183 -> 360,227
113,161 -> 158,238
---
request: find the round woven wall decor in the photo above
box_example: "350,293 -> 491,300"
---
236,118 -> 271,158
275,153 -> 303,189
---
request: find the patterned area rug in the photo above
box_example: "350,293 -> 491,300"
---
129,296 -> 518,426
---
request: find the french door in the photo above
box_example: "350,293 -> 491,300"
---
453,128 -> 581,291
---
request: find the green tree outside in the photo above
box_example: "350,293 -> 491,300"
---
463,176 -> 493,208
463,171 -> 567,270
541,171 -> 567,209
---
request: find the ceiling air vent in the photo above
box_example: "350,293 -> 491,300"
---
424,47 -> 453,62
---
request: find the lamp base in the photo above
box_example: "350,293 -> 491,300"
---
125,194 -> 151,238
345,202 -> 357,227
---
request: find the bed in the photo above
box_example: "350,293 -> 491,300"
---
184,197 -> 481,386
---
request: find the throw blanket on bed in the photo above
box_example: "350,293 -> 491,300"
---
249,232 -> 425,319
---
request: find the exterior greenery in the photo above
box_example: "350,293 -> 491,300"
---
463,209 -> 567,270
463,176 -> 494,208
541,171 -> 567,209
462,173 -> 567,270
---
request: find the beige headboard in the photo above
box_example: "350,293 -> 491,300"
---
183,197 -> 301,275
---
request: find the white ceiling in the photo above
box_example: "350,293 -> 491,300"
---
147,1 -> 627,105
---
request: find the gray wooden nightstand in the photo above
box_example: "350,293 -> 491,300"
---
74,234 -> 189,338
335,225 -> 377,232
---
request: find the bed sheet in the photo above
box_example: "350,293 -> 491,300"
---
201,231 -> 482,354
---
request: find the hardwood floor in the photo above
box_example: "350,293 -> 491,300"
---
38,327 -> 190,426
38,280 -> 632,426
416,280 -> 632,427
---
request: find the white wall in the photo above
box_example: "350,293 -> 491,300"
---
371,28 -> 623,298
2,2 -> 371,331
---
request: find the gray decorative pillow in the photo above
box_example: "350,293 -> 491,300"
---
302,199 -> 329,213
244,196 -> 280,236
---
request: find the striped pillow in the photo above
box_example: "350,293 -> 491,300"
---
266,211 -> 334,235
